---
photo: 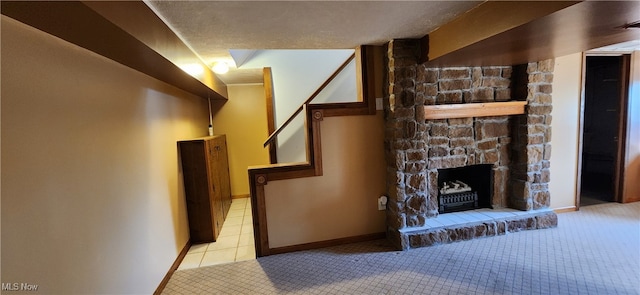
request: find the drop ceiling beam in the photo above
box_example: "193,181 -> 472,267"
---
422,1 -> 640,67
423,1 -> 579,63
1,1 -> 227,100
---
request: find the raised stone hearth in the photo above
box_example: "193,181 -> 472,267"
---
404,208 -> 557,248
384,39 -> 557,250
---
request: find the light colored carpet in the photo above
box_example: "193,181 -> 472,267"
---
162,202 -> 640,294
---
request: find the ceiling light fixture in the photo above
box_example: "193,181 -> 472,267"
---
179,63 -> 204,77
212,61 -> 229,74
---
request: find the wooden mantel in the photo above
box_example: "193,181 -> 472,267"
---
423,101 -> 527,120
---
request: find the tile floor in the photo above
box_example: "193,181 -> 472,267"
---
178,198 -> 255,270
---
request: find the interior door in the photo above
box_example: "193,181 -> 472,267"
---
580,55 -> 630,205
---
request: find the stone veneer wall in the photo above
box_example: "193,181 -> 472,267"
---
509,62 -> 555,210
384,39 -> 557,250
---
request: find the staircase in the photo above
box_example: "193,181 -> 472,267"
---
248,46 -> 384,256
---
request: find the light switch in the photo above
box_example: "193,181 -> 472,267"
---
375,97 -> 383,110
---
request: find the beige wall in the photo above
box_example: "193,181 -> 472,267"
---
264,113 -> 386,248
1,16 -> 207,294
212,85 -> 270,196
550,53 -> 584,210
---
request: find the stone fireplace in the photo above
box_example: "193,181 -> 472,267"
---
384,39 -> 558,250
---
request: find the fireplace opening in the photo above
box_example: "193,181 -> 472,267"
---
437,164 -> 493,213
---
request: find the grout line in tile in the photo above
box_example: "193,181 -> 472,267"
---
189,198 -> 255,268
198,250 -> 206,267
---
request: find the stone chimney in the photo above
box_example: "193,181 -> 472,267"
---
383,39 -> 557,250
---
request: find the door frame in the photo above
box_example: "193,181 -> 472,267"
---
576,52 -> 632,209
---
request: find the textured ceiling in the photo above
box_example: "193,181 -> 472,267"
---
590,40 -> 640,52
145,1 -> 482,84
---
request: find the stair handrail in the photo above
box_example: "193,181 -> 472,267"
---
263,53 -> 356,147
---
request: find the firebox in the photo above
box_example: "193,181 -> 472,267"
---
437,164 -> 493,213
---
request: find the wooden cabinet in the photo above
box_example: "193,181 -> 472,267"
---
178,135 -> 232,243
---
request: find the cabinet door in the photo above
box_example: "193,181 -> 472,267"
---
208,138 -> 225,238
217,136 -> 232,218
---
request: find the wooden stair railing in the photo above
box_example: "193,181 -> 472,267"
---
263,53 -> 356,148
263,67 -> 278,163
248,46 -> 379,257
